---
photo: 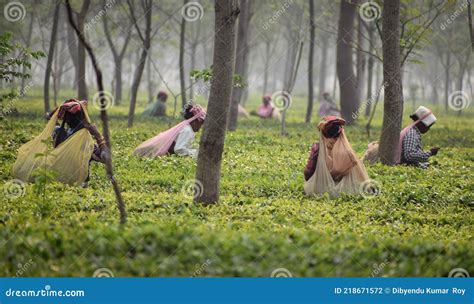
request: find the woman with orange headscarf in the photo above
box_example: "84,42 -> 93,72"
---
303,116 -> 370,196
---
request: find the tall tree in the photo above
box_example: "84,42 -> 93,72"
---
74,0 -> 90,100
318,33 -> 329,102
468,0 -> 473,51
378,0 -> 403,165
65,0 -> 126,224
336,0 -> 359,124
364,22 -> 375,117
43,3 -> 60,113
306,0 -> 315,123
356,16 -> 366,106
179,0 -> 188,108
20,1 -> 37,92
127,0 -> 152,128
228,0 -> 251,131
195,0 -> 239,204
102,1 -> 132,104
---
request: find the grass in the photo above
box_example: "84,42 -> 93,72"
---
0,90 -> 473,277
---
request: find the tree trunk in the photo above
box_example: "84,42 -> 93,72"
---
228,0 -> 251,131
444,52 -> 451,111
318,34 -> 328,100
76,1 -> 89,100
468,0 -> 473,51
43,3 -> 60,113
356,16 -> 366,107
305,0 -> 315,123
127,1 -> 152,128
102,6 -> 131,104
365,24 -> 375,117
195,0 -> 239,204
179,0 -> 188,108
21,2 -> 36,92
379,0 -> 403,165
65,0 -> 126,225
66,16 -> 79,90
115,59 -> 123,103
147,49 -> 153,104
263,40 -> 271,95
336,0 -> 359,124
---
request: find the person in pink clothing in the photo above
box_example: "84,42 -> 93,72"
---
255,95 -> 281,120
134,104 -> 206,158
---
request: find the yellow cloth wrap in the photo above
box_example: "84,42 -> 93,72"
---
12,108 -> 95,185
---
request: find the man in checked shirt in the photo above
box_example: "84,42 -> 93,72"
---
400,106 -> 440,169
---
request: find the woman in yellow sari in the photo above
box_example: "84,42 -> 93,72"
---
12,99 -> 105,186
303,116 -> 370,196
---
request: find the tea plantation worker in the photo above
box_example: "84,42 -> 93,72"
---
363,106 -> 438,169
399,106 -> 439,169
304,116 -> 370,196
143,91 -> 168,117
319,92 -> 341,117
134,103 -> 206,158
12,99 -> 106,186
255,95 -> 281,120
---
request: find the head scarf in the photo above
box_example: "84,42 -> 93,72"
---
134,104 -> 206,157
318,116 -> 357,179
304,116 -> 369,196
58,99 -> 88,120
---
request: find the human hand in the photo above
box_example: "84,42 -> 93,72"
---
430,147 -> 440,156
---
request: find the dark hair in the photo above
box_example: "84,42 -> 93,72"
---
63,110 -> 85,129
183,104 -> 194,119
324,123 -> 342,138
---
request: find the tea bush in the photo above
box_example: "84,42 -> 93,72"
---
0,92 -> 472,277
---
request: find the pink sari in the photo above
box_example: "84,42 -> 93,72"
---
257,104 -> 274,118
134,106 -> 205,157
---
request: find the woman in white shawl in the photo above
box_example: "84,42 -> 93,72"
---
303,116 -> 370,196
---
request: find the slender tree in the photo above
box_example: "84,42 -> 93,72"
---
318,34 -> 328,102
127,0 -> 152,127
43,3 -> 60,113
195,0 -> 240,204
65,0 -> 127,225
102,1 -> 132,104
306,0 -> 315,123
228,0 -> 251,131
179,0 -> 188,108
379,0 -> 403,165
336,0 -> 359,124
75,0 -> 90,100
